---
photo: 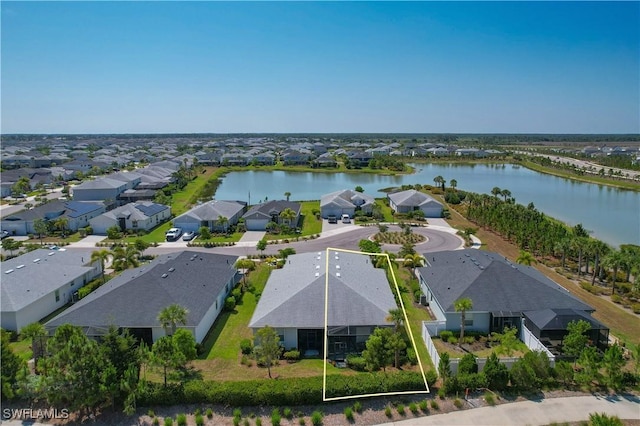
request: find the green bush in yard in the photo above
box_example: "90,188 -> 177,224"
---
137,371 -> 427,406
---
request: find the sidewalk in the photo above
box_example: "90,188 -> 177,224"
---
377,395 -> 640,425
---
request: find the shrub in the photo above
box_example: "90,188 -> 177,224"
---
453,398 -> 463,409
484,392 -> 496,406
298,416 -> 305,425
353,401 -> 362,413
384,406 -> 392,418
256,418 -> 262,426
430,400 -> 439,410
224,297 -> 236,311
632,304 -> 640,314
233,408 -> 242,419
233,417 -> 240,426
283,350 -> 300,362
240,339 -> 253,355
164,418 -> 173,426
206,408 -> 213,419
240,355 -> 253,367
271,408 -> 281,426
232,288 -> 243,303
396,404 -> 406,416
464,336 -> 475,345
346,355 -> 367,371
406,347 -> 417,365
283,408 -> 293,420
195,414 -> 204,426
425,369 -> 438,387
458,353 -> 478,375
439,330 -> 453,341
418,400 -> 429,412
437,388 -> 446,399
447,336 -> 458,345
311,411 -> 323,426
148,410 -> 155,418
611,294 -> 622,304
176,414 -> 187,426
344,407 -> 354,422
243,419 -> 250,426
409,402 -> 418,414
153,418 -> 159,426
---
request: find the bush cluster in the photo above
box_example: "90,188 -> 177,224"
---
137,372 -> 427,406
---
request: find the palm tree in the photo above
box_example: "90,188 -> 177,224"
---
284,191 -> 291,202
589,240 -> 610,285
157,304 -> 189,336
53,217 -> 69,238
215,215 -> 229,232
279,208 -> 297,228
449,179 -> 457,191
554,237 -> 572,269
403,253 -> 425,272
454,298 -> 473,342
33,218 -> 48,246
385,308 -> 404,333
491,187 -> 502,198
111,245 -> 141,271
571,237 -> 588,276
500,189 -> 511,202
433,176 -> 445,191
516,250 -> 536,266
91,249 -> 112,284
234,258 -> 256,289
603,249 -> 625,295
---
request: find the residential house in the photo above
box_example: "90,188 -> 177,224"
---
320,189 -> 375,218
173,200 -> 247,233
1,249 -> 100,332
242,200 -> 301,231
1,200 -> 105,236
455,148 -> 487,158
89,201 -> 171,234
45,251 -> 240,344
417,249 -> 608,349
387,189 -> 443,217
249,251 -> 397,358
281,149 -> 312,165
311,153 -> 338,168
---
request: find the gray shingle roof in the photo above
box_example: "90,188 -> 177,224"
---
2,200 -> 104,222
388,190 -> 442,208
1,249 -> 96,312
249,251 -> 397,328
320,189 -> 375,209
524,309 -> 608,332
417,249 -> 593,314
174,200 -> 246,222
243,200 -> 301,220
46,251 -> 238,329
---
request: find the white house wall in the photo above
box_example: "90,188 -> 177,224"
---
195,280 -> 234,344
444,312 -> 491,334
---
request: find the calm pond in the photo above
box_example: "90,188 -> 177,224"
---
213,163 -> 640,247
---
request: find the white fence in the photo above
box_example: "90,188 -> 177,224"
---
421,321 -> 554,376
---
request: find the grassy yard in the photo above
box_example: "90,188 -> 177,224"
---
193,263 -> 351,380
432,336 -> 528,359
299,200 -> 322,235
9,338 -> 32,362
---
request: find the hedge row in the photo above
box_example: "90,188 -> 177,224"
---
186,241 -> 236,247
137,371 -> 430,406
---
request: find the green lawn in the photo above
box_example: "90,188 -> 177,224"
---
299,201 -> 322,235
9,338 -> 32,362
200,263 -> 272,360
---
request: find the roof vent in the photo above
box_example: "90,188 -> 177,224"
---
316,265 -> 320,269
48,252 -> 55,256
336,265 -> 340,269
5,269 -> 14,274
16,265 -> 25,269
161,273 -> 168,278
168,267 -> 175,272
315,272 -> 320,277
318,252 -> 322,255
336,272 -> 341,277
33,258 -> 41,263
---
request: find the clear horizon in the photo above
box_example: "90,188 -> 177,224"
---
1,2 -> 639,135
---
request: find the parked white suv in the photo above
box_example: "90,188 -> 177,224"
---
165,227 -> 183,241
341,214 -> 351,224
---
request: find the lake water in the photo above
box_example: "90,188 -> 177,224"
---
213,164 -> 640,247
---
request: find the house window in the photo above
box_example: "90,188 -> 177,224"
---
464,314 -> 473,327
55,290 -> 60,302
132,221 -> 138,228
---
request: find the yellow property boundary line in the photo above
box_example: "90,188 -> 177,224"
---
322,248 -> 430,402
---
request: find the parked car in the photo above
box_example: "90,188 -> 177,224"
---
1,230 -> 10,240
328,215 -> 337,224
182,231 -> 197,241
341,214 -> 351,224
165,227 -> 183,241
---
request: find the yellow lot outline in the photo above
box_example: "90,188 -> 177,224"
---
322,248 -> 430,402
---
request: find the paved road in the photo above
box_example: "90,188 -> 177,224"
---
145,224 -> 464,257
377,394 -> 640,426
516,151 -> 640,181
0,188 -> 66,217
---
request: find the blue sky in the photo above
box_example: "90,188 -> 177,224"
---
1,1 -> 638,134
